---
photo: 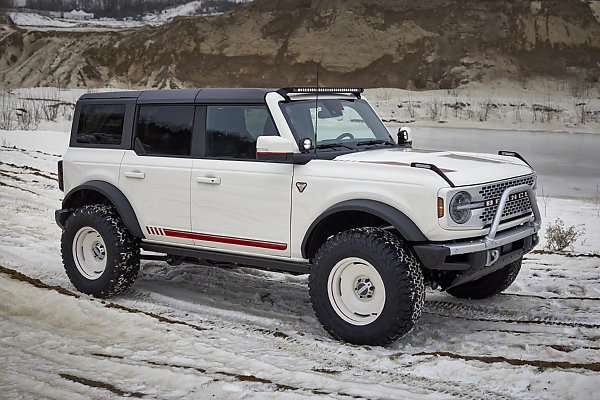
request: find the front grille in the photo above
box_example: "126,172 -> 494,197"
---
478,176 -> 535,224
478,176 -> 535,200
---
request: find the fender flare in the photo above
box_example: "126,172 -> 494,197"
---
301,199 -> 427,259
58,180 -> 145,239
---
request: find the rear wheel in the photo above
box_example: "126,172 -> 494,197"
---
62,204 -> 140,298
309,228 -> 425,345
446,258 -> 522,300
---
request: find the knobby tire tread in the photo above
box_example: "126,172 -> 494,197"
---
309,227 -> 425,346
446,258 -> 522,300
62,204 -> 140,298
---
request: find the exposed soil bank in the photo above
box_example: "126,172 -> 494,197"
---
2,0 -> 600,89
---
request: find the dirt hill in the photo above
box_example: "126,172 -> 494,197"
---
2,0 -> 600,89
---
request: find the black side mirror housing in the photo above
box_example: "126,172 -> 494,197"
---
397,127 -> 413,147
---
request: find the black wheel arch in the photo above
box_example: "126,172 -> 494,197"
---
301,199 -> 427,260
56,180 -> 145,239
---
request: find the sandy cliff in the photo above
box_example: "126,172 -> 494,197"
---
1,0 -> 600,89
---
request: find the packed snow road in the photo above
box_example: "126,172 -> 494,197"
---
1,131 -> 599,399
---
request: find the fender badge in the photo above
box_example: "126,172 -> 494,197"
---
296,182 -> 307,193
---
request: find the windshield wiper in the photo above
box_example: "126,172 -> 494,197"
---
355,139 -> 396,147
315,143 -> 355,150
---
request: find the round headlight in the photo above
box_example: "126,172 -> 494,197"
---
449,191 -> 472,224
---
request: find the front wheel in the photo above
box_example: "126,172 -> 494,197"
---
309,228 -> 425,345
62,204 -> 140,298
446,258 -> 522,300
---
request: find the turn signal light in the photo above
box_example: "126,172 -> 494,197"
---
438,197 -> 444,218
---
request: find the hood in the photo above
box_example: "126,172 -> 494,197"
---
334,148 -> 535,187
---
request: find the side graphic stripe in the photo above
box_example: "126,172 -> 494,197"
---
163,229 -> 288,251
336,159 -> 456,173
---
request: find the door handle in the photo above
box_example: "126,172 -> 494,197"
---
124,171 -> 146,179
196,176 -> 221,185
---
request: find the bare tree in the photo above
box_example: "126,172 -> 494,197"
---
541,186 -> 551,218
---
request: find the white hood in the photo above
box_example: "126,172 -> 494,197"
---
334,148 -> 535,187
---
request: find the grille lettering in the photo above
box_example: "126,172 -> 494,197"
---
485,191 -> 528,207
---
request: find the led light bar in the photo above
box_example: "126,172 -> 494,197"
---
289,87 -> 364,94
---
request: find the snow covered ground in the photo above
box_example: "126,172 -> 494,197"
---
1,89 -> 600,399
364,79 -> 600,136
7,1 -> 253,29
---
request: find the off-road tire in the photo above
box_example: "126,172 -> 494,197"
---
62,204 -> 140,298
446,257 -> 522,300
309,228 -> 425,346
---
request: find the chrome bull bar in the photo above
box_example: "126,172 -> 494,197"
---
445,183 -> 541,259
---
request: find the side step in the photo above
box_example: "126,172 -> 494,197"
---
140,243 -> 311,275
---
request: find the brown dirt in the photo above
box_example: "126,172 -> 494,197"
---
1,0 -> 600,90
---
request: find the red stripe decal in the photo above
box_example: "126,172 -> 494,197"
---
146,226 -> 152,235
337,160 -> 456,173
361,161 -> 456,173
163,229 -> 287,251
360,160 -> 411,167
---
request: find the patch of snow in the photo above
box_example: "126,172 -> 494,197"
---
1,89 -> 600,399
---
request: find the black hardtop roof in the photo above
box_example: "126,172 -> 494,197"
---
79,88 -> 278,103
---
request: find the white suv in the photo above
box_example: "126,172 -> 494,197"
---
56,87 -> 541,345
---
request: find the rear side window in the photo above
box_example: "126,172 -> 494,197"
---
134,105 -> 194,156
77,104 -> 126,145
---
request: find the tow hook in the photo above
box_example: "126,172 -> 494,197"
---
486,249 -> 500,266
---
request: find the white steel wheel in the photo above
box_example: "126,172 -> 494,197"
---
310,228 -> 425,345
62,204 -> 140,298
327,257 -> 386,326
72,226 -> 107,280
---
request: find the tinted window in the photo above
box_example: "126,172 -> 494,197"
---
135,105 -> 194,156
76,104 -> 125,145
206,105 -> 277,159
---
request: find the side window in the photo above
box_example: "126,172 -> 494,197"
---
206,105 -> 277,159
135,105 -> 194,156
76,104 -> 126,145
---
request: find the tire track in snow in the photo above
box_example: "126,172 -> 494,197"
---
423,300 -> 600,329
530,250 -> 600,259
90,353 -> 365,399
500,292 -> 600,301
89,351 -> 530,400
0,144 -> 63,158
123,292 -> 545,400
1,264 -> 539,400
59,373 -> 145,398
392,351 -> 600,372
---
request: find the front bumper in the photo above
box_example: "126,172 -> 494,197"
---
413,184 -> 541,288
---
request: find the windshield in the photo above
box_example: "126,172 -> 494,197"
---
279,98 -> 392,149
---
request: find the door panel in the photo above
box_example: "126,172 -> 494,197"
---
191,160 -> 293,257
120,150 -> 193,245
119,104 -> 196,245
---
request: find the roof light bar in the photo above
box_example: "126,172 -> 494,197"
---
289,87 -> 364,95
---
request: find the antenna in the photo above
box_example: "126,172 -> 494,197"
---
314,62 -> 319,154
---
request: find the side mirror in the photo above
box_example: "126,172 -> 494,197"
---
256,136 -> 295,162
397,127 -> 412,147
